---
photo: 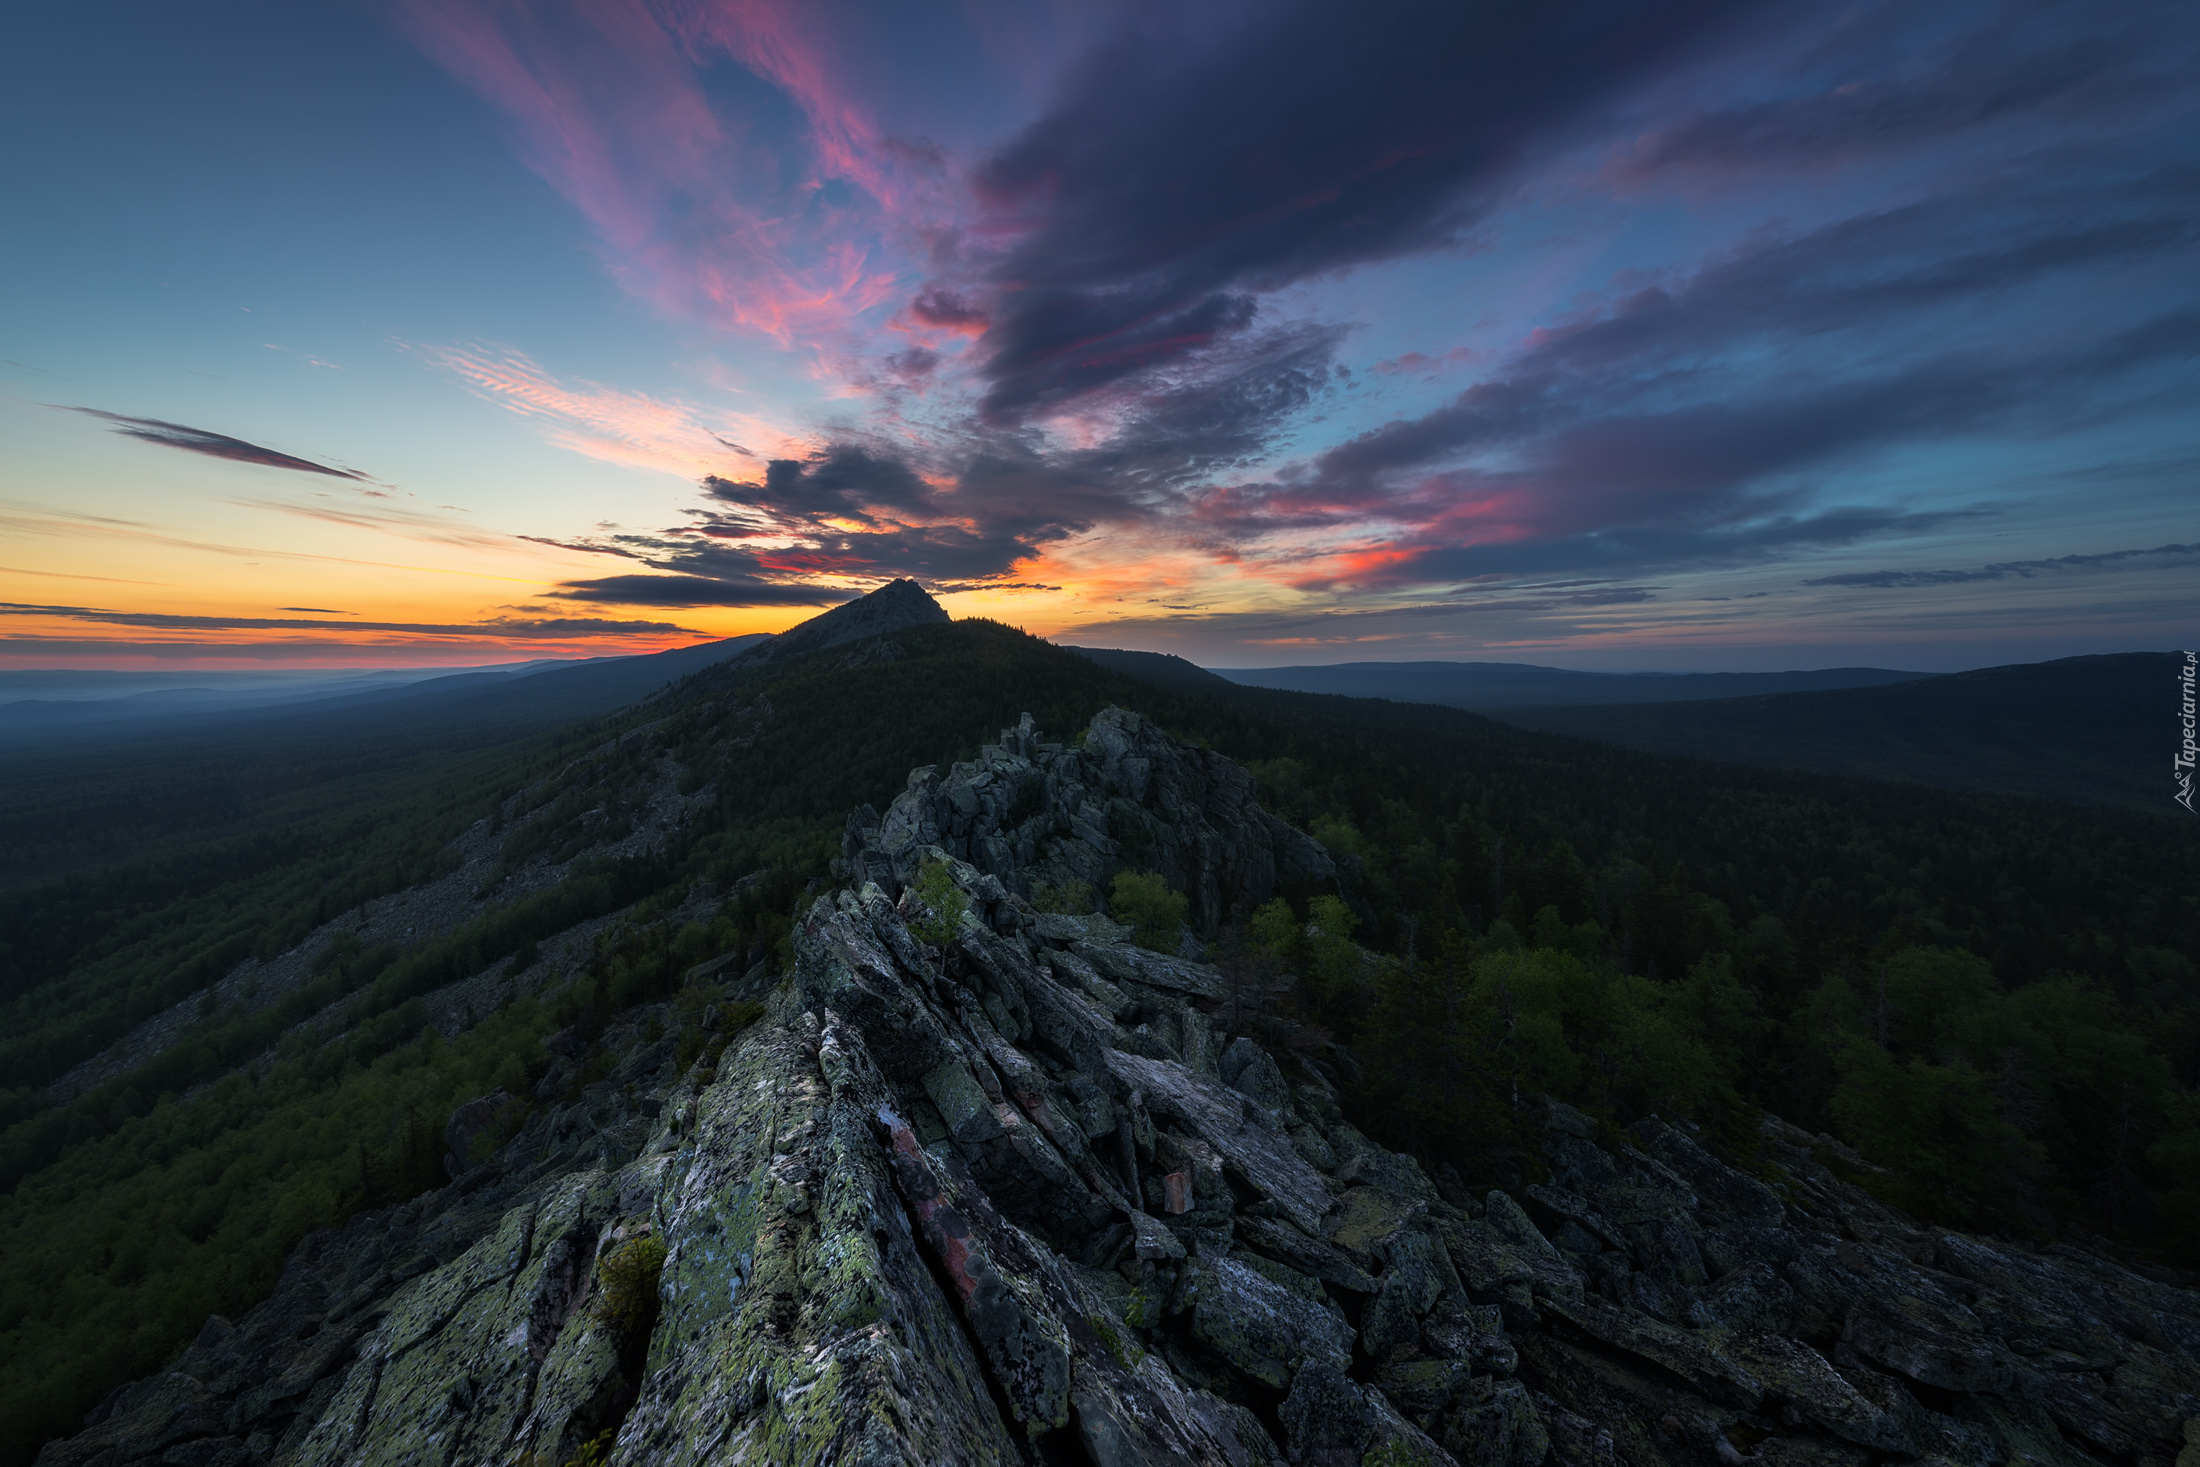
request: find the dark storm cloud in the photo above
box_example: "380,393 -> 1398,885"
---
519,535 -> 646,559
59,407 -> 368,479
1344,308 -> 2192,521
1057,578 -> 1675,656
703,445 -> 933,522
956,0 -> 1756,422
550,332 -> 1353,599
535,442 -> 1108,597
1368,506 -> 1979,585
1804,542 -> 2200,587
1293,162 -> 2200,498
490,0 -> 2193,619
1082,322 -> 1350,488
1246,316 -> 2194,585
685,445 -> 1090,583
709,146 -> 2193,599
546,574 -> 854,608
1187,136 -> 2200,588
1522,170 -> 2200,383
1629,0 -> 2186,172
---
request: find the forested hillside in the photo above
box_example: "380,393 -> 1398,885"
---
2,614 -> 2195,1462
1491,651 -> 2175,811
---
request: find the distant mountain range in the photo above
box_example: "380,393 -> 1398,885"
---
1068,646 -> 2180,813
0,635 -> 774,747
9,621 -> 2175,816
1492,651 -> 2179,812
1202,658 -> 1931,707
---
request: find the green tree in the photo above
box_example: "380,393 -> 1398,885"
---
1829,1037 -> 2042,1226
1110,871 -> 1188,953
1245,898 -> 1300,964
1304,895 -> 1365,1016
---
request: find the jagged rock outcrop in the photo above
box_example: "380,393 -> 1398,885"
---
839,706 -> 1336,932
39,711 -> 2200,1467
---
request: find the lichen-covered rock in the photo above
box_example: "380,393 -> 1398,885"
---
1422,1297 -> 1516,1374
30,1373 -> 228,1467
1370,1356 -> 1471,1416
441,1088 -> 526,1178
848,706 -> 1334,933
613,1011 -> 1024,1465
1235,1212 -> 1378,1296
1441,1375 -> 1547,1466
1278,1359 -> 1457,1467
1841,1291 -> 2015,1394
1181,1254 -> 1353,1390
287,1173 -> 613,1467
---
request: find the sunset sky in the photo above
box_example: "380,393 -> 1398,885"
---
3,0 -> 2194,670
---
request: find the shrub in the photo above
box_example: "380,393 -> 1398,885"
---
1110,871 -> 1188,953
593,1235 -> 668,1341
908,860 -> 968,945
1029,878 -> 1094,915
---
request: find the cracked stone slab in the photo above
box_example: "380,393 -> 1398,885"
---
1101,1048 -> 1334,1236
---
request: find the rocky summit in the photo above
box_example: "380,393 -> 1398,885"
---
736,578 -> 952,666
39,711 -> 2200,1467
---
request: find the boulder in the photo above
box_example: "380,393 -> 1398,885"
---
1181,1254 -> 1353,1390
441,1089 -> 524,1177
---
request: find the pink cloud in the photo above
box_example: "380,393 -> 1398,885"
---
415,341 -> 811,475
395,0 -> 930,344
1368,345 -> 1482,376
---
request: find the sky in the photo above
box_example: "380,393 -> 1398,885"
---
2,0 -> 2194,672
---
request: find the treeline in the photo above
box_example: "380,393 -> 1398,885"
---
1090,674 -> 2200,1256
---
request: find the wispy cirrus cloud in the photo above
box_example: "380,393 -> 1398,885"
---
413,342 -> 809,478
240,494 -> 525,552
59,407 -> 368,479
392,0 -> 928,345
1614,0 -> 2190,177
1804,542 -> 2200,588
0,601 -> 696,638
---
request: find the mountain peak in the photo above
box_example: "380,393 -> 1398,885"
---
749,578 -> 950,663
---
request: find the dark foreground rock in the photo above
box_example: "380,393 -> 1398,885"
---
39,711 -> 2200,1467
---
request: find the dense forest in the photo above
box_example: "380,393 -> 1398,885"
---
1,618 -> 2194,1463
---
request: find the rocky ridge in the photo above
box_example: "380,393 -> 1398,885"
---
733,577 -> 950,667
39,575 -> 954,1111
39,709 -> 2200,1467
